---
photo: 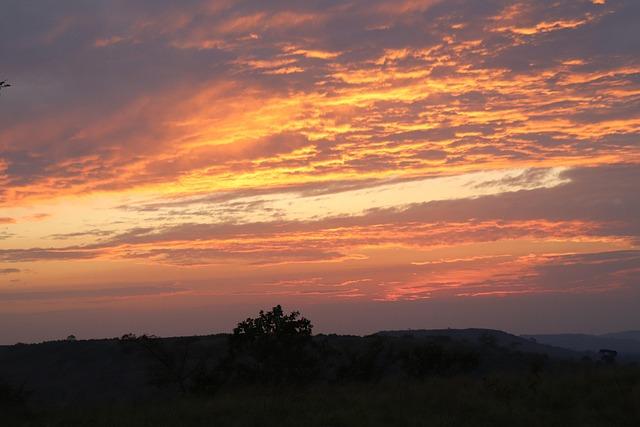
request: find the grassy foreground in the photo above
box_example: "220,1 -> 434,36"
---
8,367 -> 640,427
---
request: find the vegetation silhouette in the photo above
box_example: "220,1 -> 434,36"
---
599,348 -> 618,365
3,306 -> 640,426
222,305 -> 318,385
401,340 -> 480,378
0,378 -> 28,406
120,333 -> 204,394
0,80 -> 10,93
0,376 -> 30,421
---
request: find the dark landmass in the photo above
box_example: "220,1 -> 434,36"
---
600,330 -> 640,342
524,332 -> 640,359
1,312 -> 639,426
378,328 -> 580,359
0,328 -> 584,405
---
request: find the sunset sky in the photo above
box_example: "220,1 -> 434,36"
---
1,0 -> 639,344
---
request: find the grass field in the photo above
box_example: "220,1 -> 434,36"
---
7,366 -> 640,427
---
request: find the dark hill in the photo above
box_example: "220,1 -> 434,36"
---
600,330 -> 640,342
0,329 -> 586,405
523,333 -> 640,359
377,328 -> 580,359
0,335 -> 228,404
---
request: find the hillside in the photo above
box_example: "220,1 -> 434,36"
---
601,330 -> 640,342
377,328 -> 580,359
523,333 -> 640,359
3,328 -> 640,427
0,329 -> 583,405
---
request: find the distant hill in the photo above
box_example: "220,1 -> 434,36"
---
523,333 -> 640,359
1,329 -> 586,405
600,330 -> 640,342
377,328 -> 581,359
0,335 -> 228,404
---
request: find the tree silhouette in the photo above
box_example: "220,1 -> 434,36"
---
232,305 -> 312,344
0,80 -> 10,94
228,305 -> 316,383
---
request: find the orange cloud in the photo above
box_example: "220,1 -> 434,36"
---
1,0 -> 639,340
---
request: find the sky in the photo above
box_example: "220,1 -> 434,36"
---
0,0 -> 639,344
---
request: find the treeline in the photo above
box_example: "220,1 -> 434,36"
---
118,306 -> 555,395
3,306 -> 640,426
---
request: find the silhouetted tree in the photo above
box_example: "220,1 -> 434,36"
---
0,80 -> 10,94
232,305 -> 313,343
227,305 -> 317,384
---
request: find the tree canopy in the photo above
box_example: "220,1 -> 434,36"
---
228,305 -> 315,384
232,305 -> 312,343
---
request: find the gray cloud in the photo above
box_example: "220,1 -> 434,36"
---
0,282 -> 185,302
1,0 -> 638,199
0,163 -> 637,266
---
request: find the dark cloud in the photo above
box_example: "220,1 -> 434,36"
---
484,0 -> 640,73
449,250 -> 640,298
124,163 -> 640,252
388,164 -> 640,238
0,164 -> 636,266
1,0 -> 638,199
1,0 -> 640,342
472,168 -> 561,189
0,283 -> 185,302
121,246 -> 347,267
0,248 -> 100,263
48,229 -> 116,241
142,132 -> 313,178
530,250 -> 640,292
344,246 -> 640,302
